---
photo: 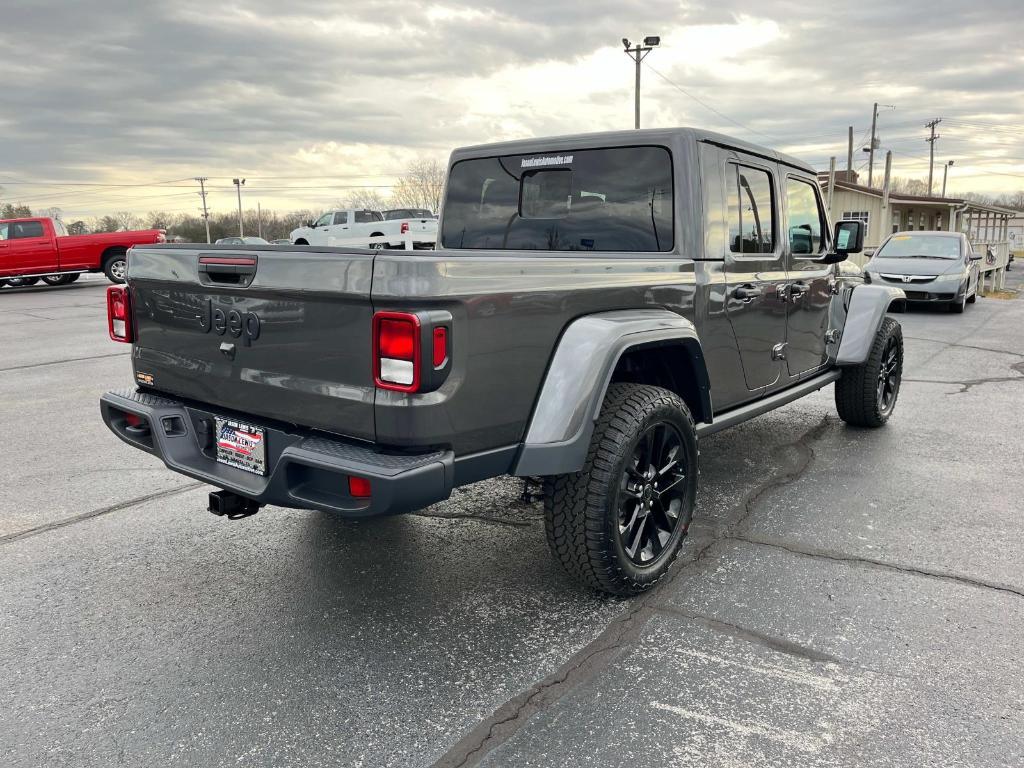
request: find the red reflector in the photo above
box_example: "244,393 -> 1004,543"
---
401,222 -> 410,234
378,318 -> 416,360
348,476 -> 372,498
433,327 -> 448,367
106,285 -> 133,343
124,412 -> 143,427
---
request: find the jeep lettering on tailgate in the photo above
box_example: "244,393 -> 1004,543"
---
198,298 -> 261,345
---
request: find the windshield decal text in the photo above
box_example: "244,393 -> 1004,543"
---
521,155 -> 574,168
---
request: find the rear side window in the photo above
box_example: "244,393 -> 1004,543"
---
0,223 -> 8,241
728,165 -> 775,254
441,146 -> 673,252
355,210 -> 382,223
11,221 -> 44,239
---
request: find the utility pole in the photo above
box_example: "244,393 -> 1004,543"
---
194,177 -> 211,244
622,36 -> 660,129
882,151 -> 893,213
232,178 -> 246,237
868,103 -> 878,187
847,126 -> 854,174
827,157 -> 836,211
925,118 -> 942,196
942,160 -> 954,198
257,202 -> 263,239
866,103 -> 895,188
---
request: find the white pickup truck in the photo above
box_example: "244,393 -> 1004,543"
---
289,209 -> 437,250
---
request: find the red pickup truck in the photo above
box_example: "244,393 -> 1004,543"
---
0,217 -> 166,287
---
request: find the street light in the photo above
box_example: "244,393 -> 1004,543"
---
942,160 -> 954,198
232,178 -> 246,237
622,35 -> 660,130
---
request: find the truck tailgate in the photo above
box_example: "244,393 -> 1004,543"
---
127,245 -> 376,441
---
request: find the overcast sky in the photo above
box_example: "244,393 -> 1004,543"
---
2,0 -> 1022,219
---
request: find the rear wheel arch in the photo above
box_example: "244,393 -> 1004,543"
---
610,340 -> 711,426
513,310 -> 710,477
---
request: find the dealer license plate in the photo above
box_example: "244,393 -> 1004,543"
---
215,418 -> 267,476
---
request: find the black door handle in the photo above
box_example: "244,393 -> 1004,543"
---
790,281 -> 809,298
733,284 -> 763,301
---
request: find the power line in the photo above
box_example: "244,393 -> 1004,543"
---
642,62 -> 777,142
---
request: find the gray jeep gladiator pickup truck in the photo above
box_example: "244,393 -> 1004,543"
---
101,128 -> 905,595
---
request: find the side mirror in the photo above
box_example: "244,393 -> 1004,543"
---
970,253 -> 982,262
819,220 -> 864,264
864,248 -> 876,259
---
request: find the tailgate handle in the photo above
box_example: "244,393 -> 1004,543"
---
198,255 -> 258,287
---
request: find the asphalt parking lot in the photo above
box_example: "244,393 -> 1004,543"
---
1,273 -> 1022,767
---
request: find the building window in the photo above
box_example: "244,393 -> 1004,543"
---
842,210 -> 870,240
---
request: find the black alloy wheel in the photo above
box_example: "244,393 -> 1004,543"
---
876,335 -> 901,417
618,422 -> 690,566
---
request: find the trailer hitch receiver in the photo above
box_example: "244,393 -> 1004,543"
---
208,490 -> 261,520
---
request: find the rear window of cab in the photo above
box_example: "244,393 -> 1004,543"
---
441,146 -> 674,252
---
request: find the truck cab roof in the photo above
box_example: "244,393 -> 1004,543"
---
450,127 -> 815,175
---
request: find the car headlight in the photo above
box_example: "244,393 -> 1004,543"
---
933,272 -> 963,283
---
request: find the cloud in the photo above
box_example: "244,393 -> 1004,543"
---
1,0 -> 1021,216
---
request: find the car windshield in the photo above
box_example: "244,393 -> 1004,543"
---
876,234 -> 961,259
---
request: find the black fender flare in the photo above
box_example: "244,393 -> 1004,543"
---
512,309 -> 710,477
836,284 -> 906,366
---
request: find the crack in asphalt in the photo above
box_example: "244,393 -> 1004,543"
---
902,336 -> 1024,359
431,417 -> 833,768
0,351 -> 128,373
726,535 -> 1024,600
651,605 -> 848,665
411,510 -> 539,528
903,360 -> 1024,394
0,483 -> 204,545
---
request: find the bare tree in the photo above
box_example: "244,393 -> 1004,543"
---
93,215 -> 121,233
390,159 -> 446,213
114,211 -> 142,231
338,189 -> 387,212
1,202 -> 32,218
66,220 -> 90,235
40,206 -> 63,222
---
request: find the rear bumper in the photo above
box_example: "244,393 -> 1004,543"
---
100,388 -> 454,517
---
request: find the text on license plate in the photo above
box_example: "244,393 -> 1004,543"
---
215,418 -> 267,476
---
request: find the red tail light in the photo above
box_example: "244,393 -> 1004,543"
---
373,311 -> 420,392
156,230 -> 167,243
348,476 -> 372,498
107,285 -> 133,343
400,222 -> 410,234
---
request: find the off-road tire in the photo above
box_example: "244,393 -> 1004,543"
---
103,250 -> 128,284
949,292 -> 966,313
543,383 -> 698,596
835,316 -> 903,428
8,277 -> 40,287
967,291 -> 977,304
